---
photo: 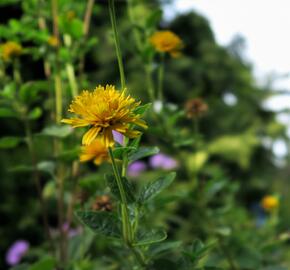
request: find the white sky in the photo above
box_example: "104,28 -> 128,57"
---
164,0 -> 290,157
164,0 -> 290,109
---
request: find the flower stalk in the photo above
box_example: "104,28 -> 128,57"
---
108,0 -> 126,90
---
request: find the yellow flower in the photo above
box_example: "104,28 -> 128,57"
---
261,195 -> 279,212
1,41 -> 22,61
62,85 -> 147,147
150,31 -> 183,57
80,139 -> 109,165
47,36 -> 60,47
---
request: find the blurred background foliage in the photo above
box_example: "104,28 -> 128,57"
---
0,0 -> 290,269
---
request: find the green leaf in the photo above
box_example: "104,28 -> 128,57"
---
40,125 -> 72,138
146,10 -> 163,28
19,81 -> 49,104
29,257 -> 55,270
0,136 -> 22,149
37,161 -> 55,176
133,103 -> 151,115
0,107 -> 18,118
76,211 -> 121,238
112,146 -> 136,160
105,174 -> 135,203
10,264 -> 29,270
28,107 -> 42,120
139,172 -> 176,203
129,146 -> 159,162
149,241 -> 182,258
134,228 -> 167,246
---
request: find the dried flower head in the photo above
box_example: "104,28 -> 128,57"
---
185,98 -> 208,118
62,85 -> 147,147
1,41 -> 22,61
92,195 -> 113,211
80,139 -> 109,165
150,30 -> 183,57
261,195 -> 279,212
47,36 -> 60,47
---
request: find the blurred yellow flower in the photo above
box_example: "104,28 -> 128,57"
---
1,41 -> 22,61
261,195 -> 279,212
47,36 -> 60,47
62,85 -> 147,147
150,30 -> 183,57
80,139 -> 109,165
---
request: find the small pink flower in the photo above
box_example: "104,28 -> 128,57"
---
149,153 -> 178,170
6,240 -> 29,266
128,161 -> 147,177
112,130 -> 124,145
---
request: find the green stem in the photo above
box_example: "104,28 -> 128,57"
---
145,64 -> 155,102
108,0 -> 126,90
108,147 -> 131,244
13,59 -> 22,85
64,34 -> 78,97
108,148 -> 147,268
24,117 -> 54,250
157,53 -> 165,102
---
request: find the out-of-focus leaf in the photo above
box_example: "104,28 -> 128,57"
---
133,103 -> 151,115
146,9 -> 162,28
76,211 -> 121,239
36,161 -> 55,176
138,172 -> 176,203
0,107 -> 18,118
0,136 -> 22,149
39,125 -> 73,138
148,241 -> 182,258
28,107 -> 42,120
134,228 -> 167,246
29,257 -> 55,270
129,146 -> 159,162
112,146 -> 136,160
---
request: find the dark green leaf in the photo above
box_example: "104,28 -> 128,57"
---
0,107 -> 18,118
0,136 -> 22,149
129,146 -> 159,162
139,172 -> 176,203
76,211 -> 121,238
105,174 -> 135,203
146,10 -> 162,28
134,228 -> 167,246
29,257 -> 55,270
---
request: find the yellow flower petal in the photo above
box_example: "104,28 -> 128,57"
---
82,127 -> 101,145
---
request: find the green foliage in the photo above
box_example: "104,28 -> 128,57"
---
76,211 -> 121,239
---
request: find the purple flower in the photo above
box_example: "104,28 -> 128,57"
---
6,240 -> 29,266
112,130 -> 124,145
62,222 -> 82,238
128,161 -> 147,177
149,153 -> 178,170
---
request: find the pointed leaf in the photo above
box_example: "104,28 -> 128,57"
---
129,146 -> 159,162
139,172 -> 176,203
134,228 -> 167,246
105,174 -> 135,203
76,211 -> 121,239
